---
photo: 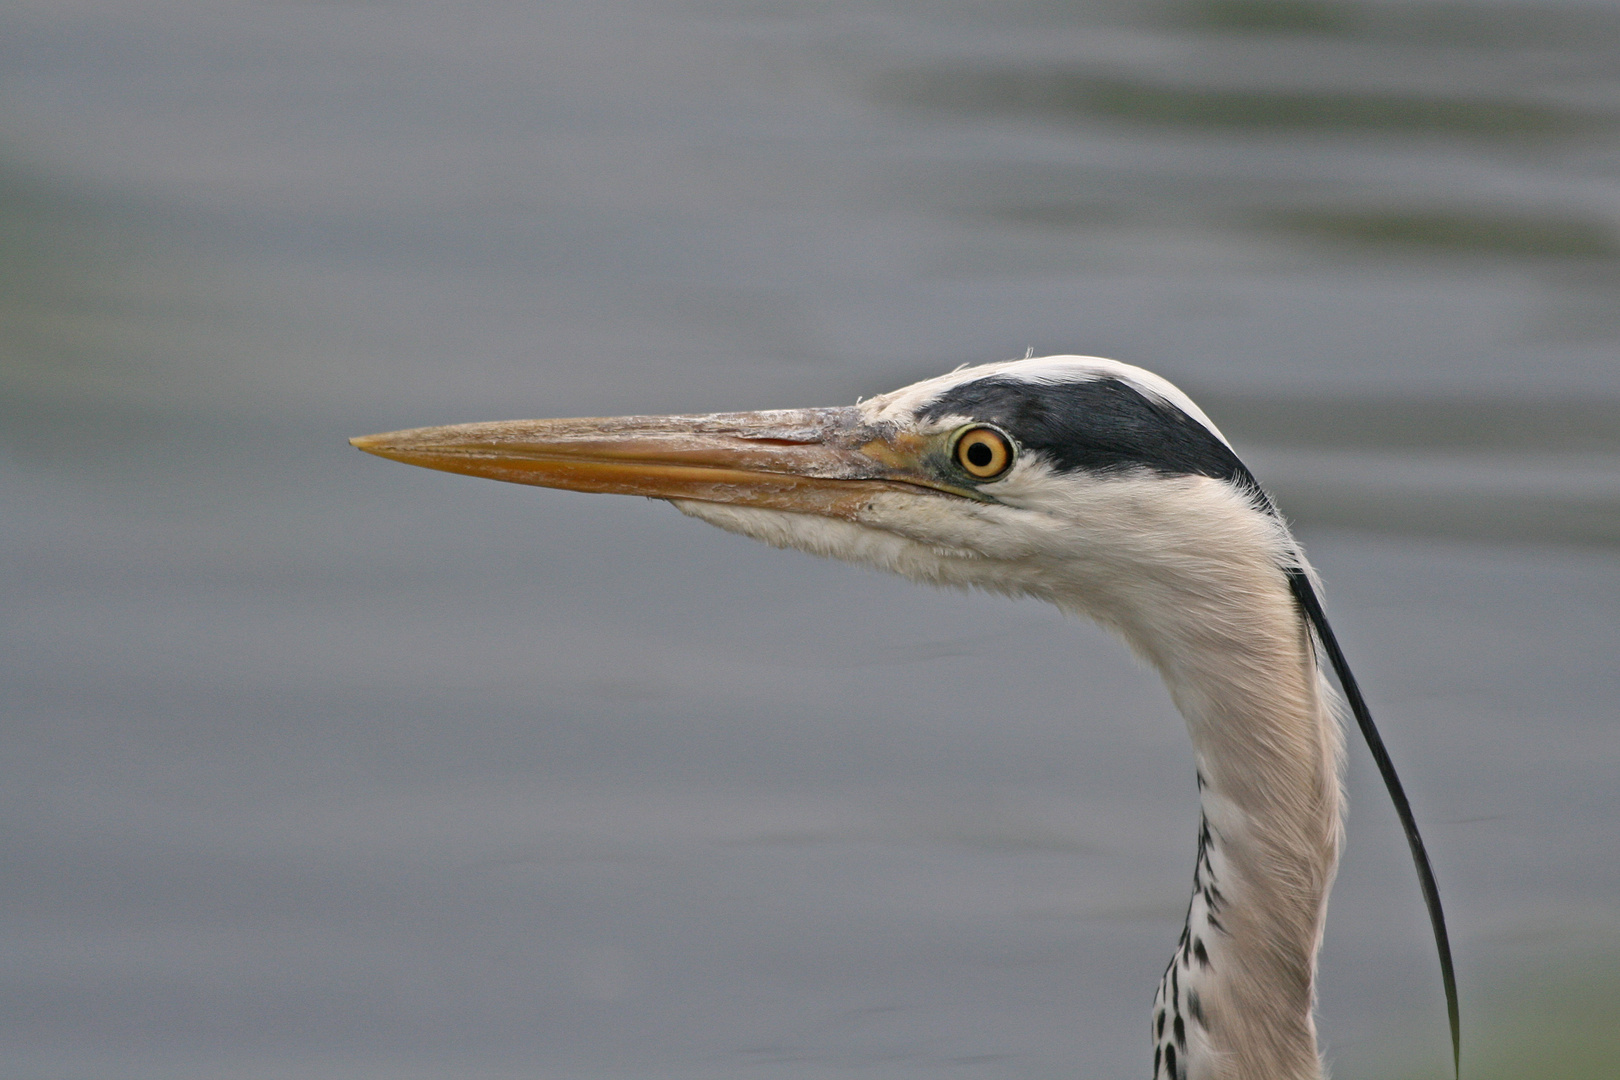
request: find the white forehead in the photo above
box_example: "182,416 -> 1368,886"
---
861,355 -> 1232,448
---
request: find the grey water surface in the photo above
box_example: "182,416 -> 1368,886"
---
2,2 -> 1617,1078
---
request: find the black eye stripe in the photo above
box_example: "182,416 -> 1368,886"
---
922,376 -> 1253,487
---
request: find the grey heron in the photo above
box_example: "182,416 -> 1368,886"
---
352,355 -> 1457,1080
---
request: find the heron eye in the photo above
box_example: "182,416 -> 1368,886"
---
954,426 -> 1013,479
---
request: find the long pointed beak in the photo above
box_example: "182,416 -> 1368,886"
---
350,407 -> 934,520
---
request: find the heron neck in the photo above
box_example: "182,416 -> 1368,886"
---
1135,578 -> 1343,1080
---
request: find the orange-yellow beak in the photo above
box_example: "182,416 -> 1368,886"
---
350,407 -> 940,520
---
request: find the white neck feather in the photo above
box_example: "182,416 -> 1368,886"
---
1143,580 -> 1342,1080
1029,476 -> 1344,1080
1034,478 -> 1344,1080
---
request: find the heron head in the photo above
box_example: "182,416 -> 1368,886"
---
351,356 -> 1289,614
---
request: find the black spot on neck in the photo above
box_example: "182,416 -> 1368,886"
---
921,375 -> 1257,488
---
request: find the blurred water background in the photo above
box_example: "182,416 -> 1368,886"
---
2,1 -> 1617,1078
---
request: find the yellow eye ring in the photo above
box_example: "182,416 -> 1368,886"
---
953,426 -> 1014,480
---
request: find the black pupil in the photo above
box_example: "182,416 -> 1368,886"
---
965,440 -> 994,468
